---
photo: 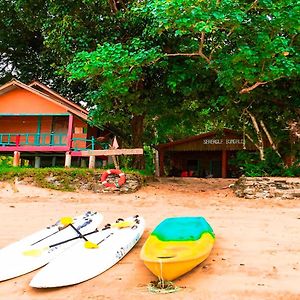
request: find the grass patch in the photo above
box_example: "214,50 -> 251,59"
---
0,167 -> 146,192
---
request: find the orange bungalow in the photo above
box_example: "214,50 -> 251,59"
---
0,79 -> 110,167
156,129 -> 257,178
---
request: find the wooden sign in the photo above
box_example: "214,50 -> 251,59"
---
203,139 -> 244,145
79,148 -> 143,157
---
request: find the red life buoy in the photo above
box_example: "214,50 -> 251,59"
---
100,169 -> 126,188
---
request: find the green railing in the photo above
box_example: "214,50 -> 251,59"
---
0,133 -> 67,146
0,133 -> 110,150
72,137 -> 110,151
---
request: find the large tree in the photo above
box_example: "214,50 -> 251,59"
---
65,0 -> 299,159
141,0 -> 299,163
1,0 -> 299,167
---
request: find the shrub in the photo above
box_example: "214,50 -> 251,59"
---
232,149 -> 287,177
0,156 -> 13,167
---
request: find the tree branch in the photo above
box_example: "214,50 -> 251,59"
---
244,109 -> 265,160
239,81 -> 268,94
199,32 -> 205,53
166,52 -> 204,57
108,0 -> 118,13
248,0 -> 259,11
240,76 -> 286,94
198,32 -> 211,64
209,48 -> 216,61
227,26 -> 236,37
260,120 -> 281,158
290,34 -> 299,46
245,133 -> 257,148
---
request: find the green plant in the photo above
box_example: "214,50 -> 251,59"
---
232,149 -> 286,177
143,146 -> 155,176
0,156 -> 13,167
283,160 -> 300,177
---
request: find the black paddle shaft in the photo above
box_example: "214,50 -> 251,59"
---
69,223 -> 90,241
31,218 -> 93,246
49,229 -> 98,248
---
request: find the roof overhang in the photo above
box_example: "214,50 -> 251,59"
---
156,129 -> 256,152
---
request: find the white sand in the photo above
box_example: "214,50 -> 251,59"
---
0,178 -> 299,300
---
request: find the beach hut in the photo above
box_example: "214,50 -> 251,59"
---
0,79 -> 110,167
155,129 -> 256,178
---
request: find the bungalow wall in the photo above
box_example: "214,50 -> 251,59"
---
0,116 -> 67,146
158,129 -> 258,178
72,116 -> 88,150
167,150 -> 241,178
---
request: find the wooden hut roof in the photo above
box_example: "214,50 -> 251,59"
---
156,129 -> 256,151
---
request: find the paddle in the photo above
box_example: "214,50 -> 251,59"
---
107,217 -> 138,229
30,216 -> 75,246
68,223 -> 99,249
111,220 -> 135,229
23,229 -> 99,256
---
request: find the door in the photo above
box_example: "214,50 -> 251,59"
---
210,160 -> 222,178
51,116 -> 68,145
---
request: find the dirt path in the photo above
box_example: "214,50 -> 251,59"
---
0,178 -> 299,300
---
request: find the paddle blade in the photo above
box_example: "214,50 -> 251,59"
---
84,241 -> 99,249
112,220 -> 134,229
23,246 -> 49,257
60,216 -> 74,226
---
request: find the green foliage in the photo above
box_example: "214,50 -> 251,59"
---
1,0 -> 299,167
141,146 -> 155,175
67,40 -> 162,100
283,160 -> 300,177
232,149 -> 299,177
0,156 -> 13,167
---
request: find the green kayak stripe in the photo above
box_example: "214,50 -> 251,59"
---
152,216 -> 215,242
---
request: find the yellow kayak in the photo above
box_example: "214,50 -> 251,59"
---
140,216 -> 215,281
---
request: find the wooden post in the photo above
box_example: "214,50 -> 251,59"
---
80,158 -> 87,168
51,156 -> 56,167
221,150 -> 227,178
16,135 -> 20,147
34,156 -> 41,168
159,150 -> 164,176
65,152 -> 72,168
155,149 -> 160,177
88,156 -> 96,169
13,151 -> 20,167
111,155 -> 119,169
66,114 -> 74,150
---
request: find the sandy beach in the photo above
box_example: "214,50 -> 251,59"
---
0,178 -> 299,300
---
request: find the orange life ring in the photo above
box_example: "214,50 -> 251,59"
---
100,169 -> 126,188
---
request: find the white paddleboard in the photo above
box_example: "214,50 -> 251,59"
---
30,215 -> 145,288
0,211 -> 102,281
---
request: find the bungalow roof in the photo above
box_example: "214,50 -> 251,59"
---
0,79 -> 88,120
156,129 -> 243,149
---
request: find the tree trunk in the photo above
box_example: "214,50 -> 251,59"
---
131,114 -> 145,169
286,120 -> 300,166
259,120 -> 281,158
245,109 -> 265,160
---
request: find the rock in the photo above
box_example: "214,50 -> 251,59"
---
232,177 -> 300,200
